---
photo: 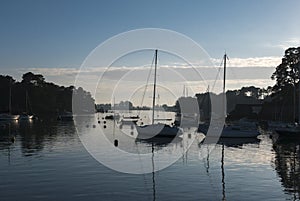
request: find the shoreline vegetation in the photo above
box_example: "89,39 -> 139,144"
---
1,47 -> 299,123
0,72 -> 95,117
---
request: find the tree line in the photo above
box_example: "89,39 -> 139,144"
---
0,72 -> 95,116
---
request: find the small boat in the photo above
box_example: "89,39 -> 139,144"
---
198,123 -> 259,138
219,125 -> 259,138
275,124 -> 300,138
0,113 -> 19,121
57,111 -> 73,121
19,113 -> 34,120
119,115 -> 139,125
136,50 -> 180,138
105,114 -> 120,120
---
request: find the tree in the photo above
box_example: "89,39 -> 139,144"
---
271,47 -> 300,93
22,72 -> 45,86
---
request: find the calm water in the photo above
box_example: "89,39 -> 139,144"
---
0,114 -> 299,201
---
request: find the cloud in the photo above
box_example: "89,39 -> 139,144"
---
275,38 -> 300,51
211,56 -> 281,68
10,55 -> 279,104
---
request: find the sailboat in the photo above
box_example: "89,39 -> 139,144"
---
0,80 -> 19,121
19,90 -> 34,120
136,50 -> 181,139
199,53 -> 260,138
275,63 -> 300,137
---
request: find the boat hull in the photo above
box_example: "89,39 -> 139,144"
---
0,114 -> 19,121
136,124 -> 180,139
19,115 -> 34,120
275,127 -> 300,138
57,115 -> 73,121
198,124 -> 260,138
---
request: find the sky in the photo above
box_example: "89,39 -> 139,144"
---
1,0 -> 300,104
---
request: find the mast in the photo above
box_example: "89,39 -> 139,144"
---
223,53 -> 227,118
152,49 -> 158,124
298,62 -> 300,124
223,53 -> 227,94
9,79 -> 12,115
25,90 -> 28,113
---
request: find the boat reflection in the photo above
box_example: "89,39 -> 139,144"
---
272,138 -> 300,200
135,135 -> 183,146
199,136 -> 261,200
135,131 -> 200,201
200,136 -> 261,148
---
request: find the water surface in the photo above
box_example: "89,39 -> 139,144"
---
0,115 -> 299,201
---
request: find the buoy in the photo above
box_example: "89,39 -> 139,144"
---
10,136 -> 16,143
114,139 -> 118,147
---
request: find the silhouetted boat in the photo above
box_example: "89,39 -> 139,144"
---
105,114 -> 120,120
19,90 -> 34,121
0,80 -> 19,121
275,124 -> 300,138
19,114 -> 34,121
275,63 -> 300,137
275,73 -> 300,138
136,50 -> 180,138
0,114 -> 19,121
57,111 -> 73,121
199,53 -> 259,138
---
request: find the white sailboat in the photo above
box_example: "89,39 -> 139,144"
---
19,90 -> 34,120
200,53 -> 259,138
0,80 -> 19,121
136,50 -> 180,139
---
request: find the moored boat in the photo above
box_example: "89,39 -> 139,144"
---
0,114 -> 19,121
135,50 -> 180,138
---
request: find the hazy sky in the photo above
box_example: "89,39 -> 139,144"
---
1,0 -> 300,104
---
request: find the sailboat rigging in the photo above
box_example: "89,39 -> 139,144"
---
275,62 -> 300,137
19,90 -> 34,120
199,53 -> 259,138
0,79 -> 19,121
136,50 -> 180,139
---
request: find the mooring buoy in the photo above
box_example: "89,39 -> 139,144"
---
114,139 -> 118,147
